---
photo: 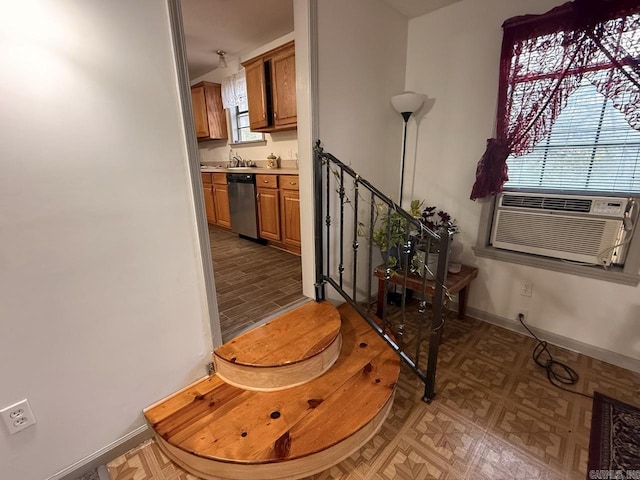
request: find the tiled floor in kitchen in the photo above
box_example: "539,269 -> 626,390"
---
209,224 -> 305,341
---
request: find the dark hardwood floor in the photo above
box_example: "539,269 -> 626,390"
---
209,225 -> 305,341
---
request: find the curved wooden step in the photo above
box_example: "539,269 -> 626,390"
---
144,303 -> 400,480
213,301 -> 342,391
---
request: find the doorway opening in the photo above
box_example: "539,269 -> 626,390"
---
178,0 -> 307,342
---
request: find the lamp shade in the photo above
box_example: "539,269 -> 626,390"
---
391,92 -> 425,115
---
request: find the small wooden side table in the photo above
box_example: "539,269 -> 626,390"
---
373,264 -> 479,318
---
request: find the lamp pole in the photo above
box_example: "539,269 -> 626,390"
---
391,92 -> 425,208
398,112 -> 411,206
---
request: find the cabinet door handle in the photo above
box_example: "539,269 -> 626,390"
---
263,179 -> 269,183
257,193 -> 260,202
274,111 -> 278,120
289,181 -> 296,185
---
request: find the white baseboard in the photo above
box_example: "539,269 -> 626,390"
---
466,307 -> 640,374
47,424 -> 152,480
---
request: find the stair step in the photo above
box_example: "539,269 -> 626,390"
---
144,303 -> 400,480
213,301 -> 342,390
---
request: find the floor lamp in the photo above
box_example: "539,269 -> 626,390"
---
391,92 -> 425,207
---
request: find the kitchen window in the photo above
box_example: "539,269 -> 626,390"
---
230,106 -> 264,145
222,70 -> 265,145
472,1 -> 640,284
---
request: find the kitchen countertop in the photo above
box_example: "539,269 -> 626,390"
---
200,167 -> 299,175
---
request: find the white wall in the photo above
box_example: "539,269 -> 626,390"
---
314,0 -> 409,301
0,2 -> 212,479
191,33 -> 300,166
406,0 -> 640,362
317,0 -> 408,200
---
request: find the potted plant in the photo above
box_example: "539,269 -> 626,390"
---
413,206 -> 459,278
371,199 -> 424,268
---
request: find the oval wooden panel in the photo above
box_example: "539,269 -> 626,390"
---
214,301 -> 341,368
144,302 -> 400,477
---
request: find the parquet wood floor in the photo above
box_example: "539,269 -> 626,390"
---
208,225 -> 305,342
108,303 -> 640,480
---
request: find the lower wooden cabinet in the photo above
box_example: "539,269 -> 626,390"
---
212,173 -> 231,229
201,173 -> 216,224
280,182 -> 301,254
257,186 -> 281,241
203,172 -> 299,250
256,174 -> 301,255
201,172 -> 230,229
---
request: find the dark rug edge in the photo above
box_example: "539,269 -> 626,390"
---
587,390 -> 640,477
587,391 -> 606,475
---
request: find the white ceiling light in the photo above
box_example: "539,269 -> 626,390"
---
216,50 -> 228,69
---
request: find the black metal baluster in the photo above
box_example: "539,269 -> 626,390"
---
313,146 -> 325,301
382,204 -> 392,330
414,244 -> 429,371
325,160 -> 331,281
398,223 -> 412,342
423,229 -> 451,403
352,178 -> 359,301
338,170 -> 345,289
366,191 -> 374,315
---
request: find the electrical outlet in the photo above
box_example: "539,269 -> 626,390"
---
520,280 -> 533,297
1,399 -> 36,434
518,310 -> 529,323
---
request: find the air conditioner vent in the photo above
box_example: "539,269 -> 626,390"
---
502,194 -> 592,213
492,193 -> 630,265
493,211 -> 613,257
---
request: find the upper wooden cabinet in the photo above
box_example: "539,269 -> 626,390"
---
271,47 -> 297,128
191,81 -> 228,141
242,41 -> 296,132
244,60 -> 269,131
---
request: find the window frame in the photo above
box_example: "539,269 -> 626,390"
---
474,6 -> 640,285
228,106 -> 265,146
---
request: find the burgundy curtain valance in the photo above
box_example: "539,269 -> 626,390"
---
470,0 -> 640,200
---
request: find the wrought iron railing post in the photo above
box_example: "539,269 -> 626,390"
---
423,229 -> 451,403
352,178 -> 360,301
314,142 -> 454,404
313,142 -> 326,301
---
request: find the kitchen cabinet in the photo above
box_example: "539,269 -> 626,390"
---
212,173 -> 231,228
256,175 -> 281,241
244,60 -> 269,131
242,41 -> 296,132
255,174 -> 300,254
201,173 -> 216,224
279,176 -> 301,253
191,81 -> 228,141
271,46 -> 297,128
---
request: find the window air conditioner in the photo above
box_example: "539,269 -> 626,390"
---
491,192 -> 633,266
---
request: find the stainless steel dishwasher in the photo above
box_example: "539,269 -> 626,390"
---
227,173 -> 260,240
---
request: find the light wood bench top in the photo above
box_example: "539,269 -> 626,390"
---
144,303 -> 400,464
214,301 -> 341,367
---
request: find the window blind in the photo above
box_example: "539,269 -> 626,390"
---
506,78 -> 640,195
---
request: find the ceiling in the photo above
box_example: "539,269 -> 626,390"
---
380,0 -> 461,18
181,0 -> 461,79
181,0 -> 294,79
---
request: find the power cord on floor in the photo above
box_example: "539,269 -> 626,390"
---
518,313 -> 593,400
